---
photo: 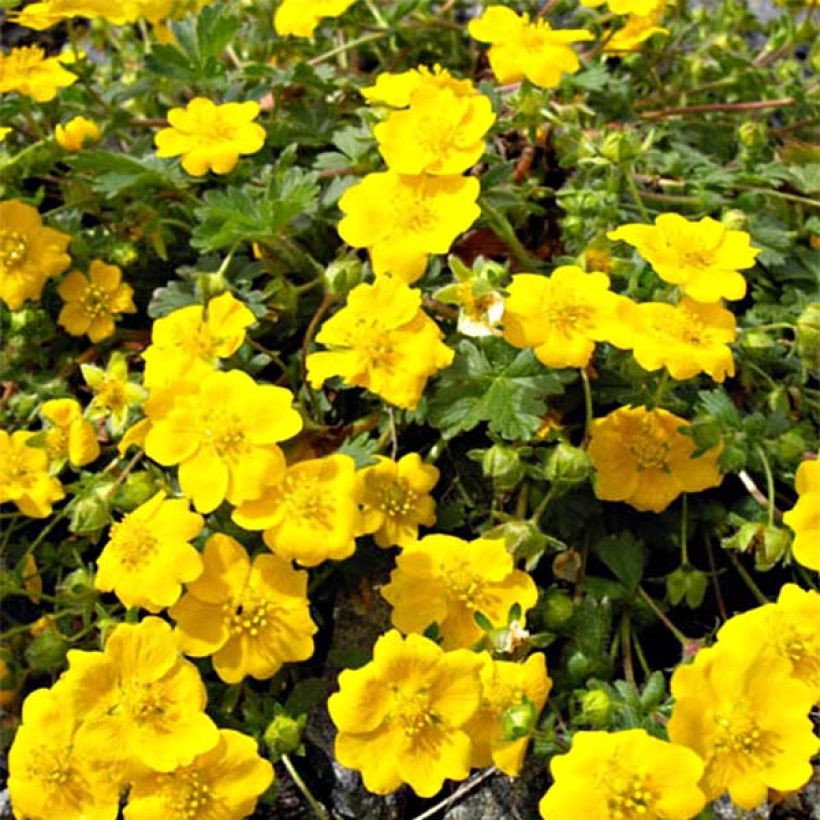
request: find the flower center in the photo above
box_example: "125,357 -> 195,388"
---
392,687 -> 438,737
628,421 -> 671,471
122,681 -> 166,724
80,284 -> 110,318
96,378 -> 128,413
201,410 -> 246,460
444,566 -> 481,608
0,449 -> 34,491
378,479 -> 417,518
0,230 -> 28,270
608,774 -> 654,819
45,426 -> 69,460
173,770 -> 213,820
223,597 -> 273,637
108,520 -> 158,569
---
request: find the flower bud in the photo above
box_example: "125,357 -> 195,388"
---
796,302 -> 820,370
264,712 -> 305,761
720,209 -> 748,231
25,628 -> 68,672
501,697 -> 537,741
536,589 -> 575,631
580,688 -> 612,727
481,444 -> 524,491
324,258 -> 363,298
69,489 -> 111,535
57,567 -> 98,608
545,442 -> 592,487
112,471 -> 160,512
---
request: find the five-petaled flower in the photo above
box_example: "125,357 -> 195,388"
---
0,429 -> 65,518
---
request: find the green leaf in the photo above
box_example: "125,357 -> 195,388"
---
593,533 -> 645,592
427,338 -> 568,441
70,151 -> 181,197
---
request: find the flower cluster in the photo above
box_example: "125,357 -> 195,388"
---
0,46 -> 76,101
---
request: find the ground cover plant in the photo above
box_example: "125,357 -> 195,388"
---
0,0 -> 818,817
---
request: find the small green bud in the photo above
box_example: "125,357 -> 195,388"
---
580,689 -> 612,727
112,471 -> 159,511
108,242 -> 138,267
481,445 -> 524,491
324,258 -> 363,298
601,132 -> 640,165
721,209 -> 748,231
796,303 -> 820,371
57,567 -> 98,608
758,525 -> 791,570
738,121 -> 766,149
537,589 -> 575,631
566,650 -> 596,685
545,442 -> 592,487
264,712 -> 305,761
500,697 -> 537,741
484,520 -> 548,569
25,628 -> 68,672
70,490 -> 111,535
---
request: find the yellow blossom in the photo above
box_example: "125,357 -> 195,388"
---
61,617 -> 220,774
0,430 -> 65,518
81,352 -> 147,433
612,297 -> 737,382
539,728 -> 706,820
10,0 -> 110,29
362,65 -> 477,107
155,97 -> 266,176
373,83 -> 495,175
8,687 -> 121,820
169,534 -> 317,683
57,260 -> 136,343
39,397 -> 100,468
232,455 -> 361,566
124,728 -> 274,820
588,406 -> 723,512
668,643 -> 818,809
357,453 -> 439,548
466,653 -> 552,776
716,583 -> 820,702
0,199 -> 71,311
337,170 -> 481,283
328,630 -> 483,797
782,456 -> 820,571
503,266 -> 626,369
54,115 -> 101,151
307,277 -> 454,409
608,214 -> 760,302
144,369 -> 302,513
468,6 -> 593,89
95,491 -> 204,612
604,2 -> 669,52
0,45 -> 77,101
274,0 -> 357,37
381,534 -> 538,649
581,0 -> 663,14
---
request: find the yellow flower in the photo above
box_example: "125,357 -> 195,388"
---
124,728 -> 274,820
169,534 -> 317,683
155,97 -> 266,176
0,45 -> 77,101
716,583 -> 820,702
373,83 -> 495,175
62,617 -> 220,774
608,214 -> 760,303
588,406 -> 723,512
0,126 -> 12,142
357,453 -> 439,548
782,456 -> 820,571
612,297 -> 737,382
81,352 -> 147,433
8,687 -> 121,820
144,369 -> 302,513
274,0 -> 357,37
468,6 -> 593,89
233,455 -> 361,566
308,277 -> 454,409
337,170 -> 480,283
0,199 -> 71,311
668,643 -> 818,809
581,0 -> 663,14
503,266 -> 626,369
54,115 -> 101,151
381,534 -> 538,649
538,728 -> 706,820
57,260 -> 136,343
9,0 -> 110,30
328,630 -> 483,797
604,2 -> 669,52
466,653 -> 552,776
95,490 -> 204,612
39,397 -> 100,468
362,64 -> 478,107
0,430 -> 65,517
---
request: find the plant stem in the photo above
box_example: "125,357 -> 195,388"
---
726,551 -> 768,606
580,368 -> 594,440
624,171 -> 652,222
637,586 -> 689,645
307,31 -> 389,66
479,200 -> 538,268
753,444 -> 776,526
280,754 -> 328,820
620,614 -> 636,687
640,97 -> 795,119
680,494 -> 689,566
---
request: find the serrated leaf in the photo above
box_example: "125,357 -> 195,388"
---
594,533 -> 645,592
70,151 -> 180,197
696,388 -> 741,428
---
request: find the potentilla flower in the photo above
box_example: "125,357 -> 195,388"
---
337,170 -> 480,283
374,84 -> 495,175
154,97 -> 266,176
782,456 -> 820,570
538,728 -> 707,820
232,455 -> 362,566
81,352 -> 147,433
274,0 -> 357,37
357,453 -> 439,548
124,728 -> 274,820
0,199 -> 71,311
57,260 -> 136,343
54,115 -> 101,151
604,2 -> 669,52
62,617 -> 220,774
328,630 -> 483,797
169,534 -> 317,683
581,0 -> 662,15
0,45 -> 77,101
466,653 -> 552,776
0,430 -> 65,517
608,214 -> 760,302
588,406 -> 722,512
39,397 -> 100,468
362,65 -> 477,107
8,687 -> 121,820
468,6 -> 593,89
306,277 -> 454,409
668,643 -> 818,809
95,491 -> 204,612
502,266 -> 626,369
143,369 -> 302,513
612,297 -> 737,382
381,534 -> 538,649
716,583 -> 820,702
10,0 -> 112,29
